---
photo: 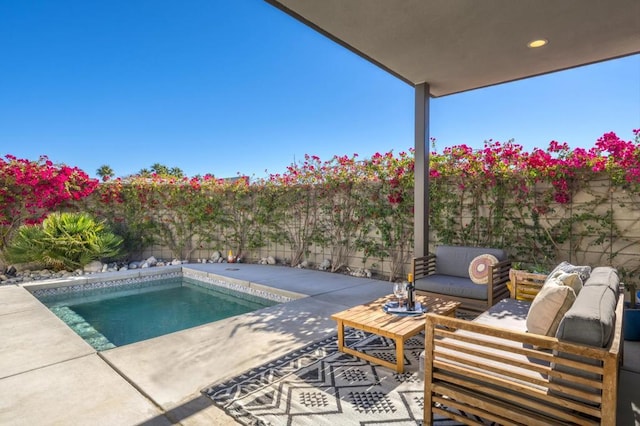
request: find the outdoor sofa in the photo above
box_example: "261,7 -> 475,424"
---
422,264 -> 623,425
412,245 -> 511,313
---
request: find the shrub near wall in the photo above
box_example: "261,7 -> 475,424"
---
358,151 -> 415,280
88,174 -> 240,260
85,152 -> 415,281
0,155 -> 97,255
244,153 -> 415,280
84,130 -> 640,285
429,131 -> 640,284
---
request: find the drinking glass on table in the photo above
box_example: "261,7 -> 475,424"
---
393,282 -> 407,308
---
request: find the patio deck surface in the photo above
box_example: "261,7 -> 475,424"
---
0,263 -> 638,425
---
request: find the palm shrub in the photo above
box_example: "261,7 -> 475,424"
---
6,212 -> 123,271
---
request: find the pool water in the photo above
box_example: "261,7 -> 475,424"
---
41,277 -> 277,350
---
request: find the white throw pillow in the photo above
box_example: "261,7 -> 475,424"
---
526,276 -> 577,336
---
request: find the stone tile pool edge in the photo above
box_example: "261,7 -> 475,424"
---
21,265 -> 307,305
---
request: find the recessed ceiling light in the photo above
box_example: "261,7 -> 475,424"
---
527,39 -> 548,48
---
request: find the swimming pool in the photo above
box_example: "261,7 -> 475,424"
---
35,273 -> 281,351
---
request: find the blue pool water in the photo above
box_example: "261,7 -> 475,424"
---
40,277 -> 277,350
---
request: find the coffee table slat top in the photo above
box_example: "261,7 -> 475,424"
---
332,295 -> 459,335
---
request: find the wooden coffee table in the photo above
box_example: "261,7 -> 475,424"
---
331,295 -> 460,373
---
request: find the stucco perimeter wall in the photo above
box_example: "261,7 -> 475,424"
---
140,177 -> 640,284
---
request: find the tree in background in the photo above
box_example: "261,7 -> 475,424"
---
96,165 -> 114,182
137,163 -> 184,178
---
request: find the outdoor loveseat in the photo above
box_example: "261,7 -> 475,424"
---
412,245 -> 511,313
422,264 -> 623,425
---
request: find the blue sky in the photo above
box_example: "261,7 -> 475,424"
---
1,1 -> 638,179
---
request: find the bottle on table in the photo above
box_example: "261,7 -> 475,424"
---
406,273 -> 415,311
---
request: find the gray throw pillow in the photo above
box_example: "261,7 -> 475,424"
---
545,261 -> 591,284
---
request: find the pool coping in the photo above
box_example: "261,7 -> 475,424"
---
21,265 -> 308,304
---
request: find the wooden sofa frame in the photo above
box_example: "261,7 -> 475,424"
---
412,253 -> 512,313
422,281 -> 625,425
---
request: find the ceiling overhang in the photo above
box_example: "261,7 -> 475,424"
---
265,0 -> 640,97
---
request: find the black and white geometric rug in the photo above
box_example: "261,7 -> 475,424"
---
202,329 -> 465,425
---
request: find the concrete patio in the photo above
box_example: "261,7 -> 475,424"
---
1,263 -> 639,425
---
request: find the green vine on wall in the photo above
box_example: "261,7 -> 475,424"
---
8,130 -> 637,285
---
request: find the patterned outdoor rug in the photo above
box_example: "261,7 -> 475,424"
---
203,329 -> 470,425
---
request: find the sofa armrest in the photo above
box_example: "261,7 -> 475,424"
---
487,259 -> 512,304
412,253 -> 436,280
